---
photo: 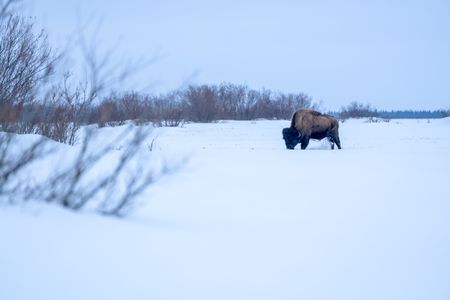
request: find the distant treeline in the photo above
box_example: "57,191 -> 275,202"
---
377,110 -> 449,119
3,84 -> 450,145
328,102 -> 450,120
328,110 -> 449,119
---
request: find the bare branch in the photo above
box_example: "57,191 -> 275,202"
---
0,15 -> 57,131
0,133 -> 50,202
0,0 -> 21,19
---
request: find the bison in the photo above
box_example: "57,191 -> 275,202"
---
282,109 -> 341,150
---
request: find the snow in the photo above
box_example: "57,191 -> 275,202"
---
1,118 -> 450,300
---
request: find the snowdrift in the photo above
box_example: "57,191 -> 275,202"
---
1,119 -> 450,300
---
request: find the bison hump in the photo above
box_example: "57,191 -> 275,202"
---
298,109 -> 323,117
308,110 -> 322,116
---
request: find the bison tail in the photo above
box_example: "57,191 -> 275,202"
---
290,111 -> 297,128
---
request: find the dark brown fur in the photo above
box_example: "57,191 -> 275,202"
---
282,109 -> 341,150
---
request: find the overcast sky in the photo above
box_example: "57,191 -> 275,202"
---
28,0 -> 450,110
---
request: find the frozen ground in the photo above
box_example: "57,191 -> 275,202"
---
1,118 -> 450,300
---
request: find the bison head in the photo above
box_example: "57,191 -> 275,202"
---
282,127 -> 301,150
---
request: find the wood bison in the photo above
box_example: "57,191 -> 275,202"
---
282,109 -> 341,150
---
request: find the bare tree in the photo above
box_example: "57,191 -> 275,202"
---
339,101 -> 378,119
184,85 -> 219,122
275,92 -> 314,119
0,0 -> 54,202
0,14 -> 56,132
148,91 -> 185,127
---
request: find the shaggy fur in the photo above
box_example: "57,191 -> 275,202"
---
282,109 -> 341,150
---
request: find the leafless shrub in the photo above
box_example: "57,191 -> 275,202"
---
30,73 -> 94,144
148,91 -> 185,127
216,83 -> 249,119
275,92 -> 316,119
365,117 -> 390,123
0,14 -> 56,132
169,83 -> 318,122
95,99 -> 123,126
119,92 -> 143,121
250,88 -> 275,119
33,33 -> 163,215
92,91 -> 186,127
22,14 -> 153,137
89,96 -> 135,127
183,84 -> 219,122
25,126 -> 161,216
0,2 -> 169,217
339,101 -> 378,120
1,125 -> 170,216
26,82 -> 318,128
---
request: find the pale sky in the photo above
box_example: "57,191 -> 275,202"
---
27,0 -> 450,110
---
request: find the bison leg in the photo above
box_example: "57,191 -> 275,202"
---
300,135 -> 310,150
329,132 -> 341,149
327,136 -> 335,149
333,136 -> 341,149
335,136 -> 341,149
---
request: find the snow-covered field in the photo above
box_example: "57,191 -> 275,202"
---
1,118 -> 450,300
